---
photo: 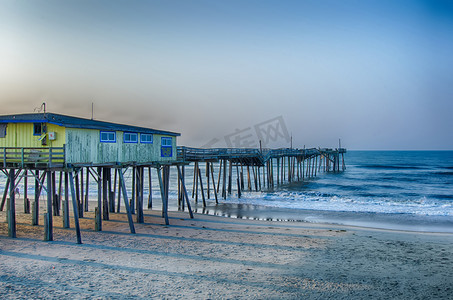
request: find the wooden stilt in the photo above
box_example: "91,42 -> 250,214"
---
108,168 -> 114,213
32,170 -> 40,225
192,162 -> 197,199
197,166 -> 207,207
85,168 -> 89,212
7,168 -> 16,238
58,171 -> 63,213
228,159 -> 232,195
210,162 -> 218,204
178,165 -> 182,211
193,162 -> 199,203
236,164 -> 241,198
52,172 -> 59,216
63,172 -> 70,228
75,173 -> 82,218
177,165 -> 193,218
266,161 -> 271,189
68,171 -> 82,244
281,157 -> 284,183
271,159 -> 274,188
280,157 -> 285,184
96,167 -> 102,231
118,168 -> 136,234
23,170 -> 29,213
45,170 -> 53,241
102,168 -> 109,220
240,164 -> 244,190
80,169 -> 84,214
112,167 -> 117,211
206,162 -> 210,199
177,165 -> 182,207
247,165 -> 251,191
257,166 -> 261,190
314,155 -> 318,177
0,176 -> 10,211
217,160 -> 222,195
222,159 -> 227,199
311,155 -> 315,177
157,167 -> 169,225
302,157 -> 305,181
148,167 -> 152,209
131,166 -> 136,214
136,167 -> 144,223
164,166 -> 170,220
117,168 -> 121,213
252,166 -> 258,192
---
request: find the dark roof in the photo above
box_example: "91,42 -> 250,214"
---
0,113 -> 180,136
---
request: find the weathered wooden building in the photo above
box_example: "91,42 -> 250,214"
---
0,112 -> 179,166
1,112 -> 189,244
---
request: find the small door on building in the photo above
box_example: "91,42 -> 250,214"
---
161,137 -> 172,157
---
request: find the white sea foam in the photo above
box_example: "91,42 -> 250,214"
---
224,191 -> 453,216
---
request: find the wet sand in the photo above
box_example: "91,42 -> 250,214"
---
1,210 -> 452,299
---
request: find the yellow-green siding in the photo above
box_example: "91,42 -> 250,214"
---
65,128 -> 176,164
0,122 -> 177,164
0,123 -> 65,148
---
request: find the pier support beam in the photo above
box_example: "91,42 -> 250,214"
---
96,167 -> 102,231
157,166 -> 169,225
44,170 -> 53,241
148,167 -> 153,209
7,168 -> 16,238
177,165 -> 194,219
136,166 -> 144,224
197,166 -> 207,207
69,170 -> 82,244
118,167 -> 136,234
63,172 -> 70,228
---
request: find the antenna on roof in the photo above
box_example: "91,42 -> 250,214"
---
34,102 -> 46,114
91,102 -> 94,120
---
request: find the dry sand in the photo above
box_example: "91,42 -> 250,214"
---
1,209 -> 452,299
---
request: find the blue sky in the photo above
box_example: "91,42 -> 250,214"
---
1,0 -> 452,150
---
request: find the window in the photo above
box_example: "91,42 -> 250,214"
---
140,133 -> 153,144
0,124 -> 6,138
124,132 -> 138,143
33,123 -> 42,136
161,137 -> 172,146
100,131 -> 116,143
161,137 -> 173,157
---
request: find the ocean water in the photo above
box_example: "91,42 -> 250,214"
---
231,151 -> 453,215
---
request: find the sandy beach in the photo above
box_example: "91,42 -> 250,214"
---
1,209 -> 452,299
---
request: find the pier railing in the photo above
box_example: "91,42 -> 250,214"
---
177,147 -> 264,163
178,146 -> 345,166
1,147 -> 65,167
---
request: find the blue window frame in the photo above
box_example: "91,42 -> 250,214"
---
161,137 -> 172,146
124,132 -> 138,143
161,137 -> 173,157
100,131 -> 116,143
33,123 -> 43,136
140,133 -> 153,144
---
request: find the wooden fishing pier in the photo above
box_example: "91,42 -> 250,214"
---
176,147 -> 346,207
0,112 -> 346,244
